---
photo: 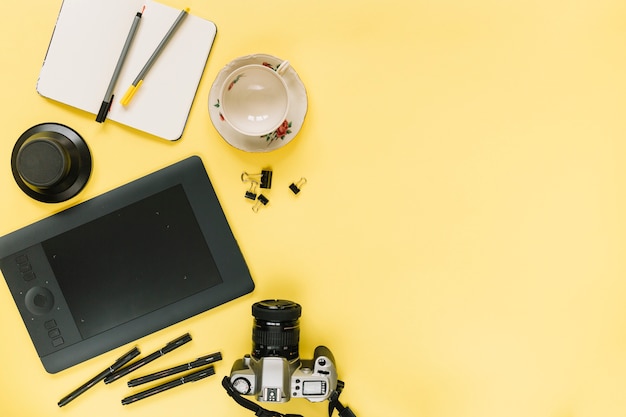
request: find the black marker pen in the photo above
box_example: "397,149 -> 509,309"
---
58,346 -> 140,407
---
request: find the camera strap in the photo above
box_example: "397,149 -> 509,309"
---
222,376 -> 357,417
328,381 -> 357,417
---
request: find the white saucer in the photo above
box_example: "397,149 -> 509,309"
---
209,54 -> 308,152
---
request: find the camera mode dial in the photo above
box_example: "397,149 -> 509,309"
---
232,377 -> 252,395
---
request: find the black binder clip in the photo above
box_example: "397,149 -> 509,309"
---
252,194 -> 269,213
241,169 -> 273,189
289,177 -> 307,195
244,181 -> 258,200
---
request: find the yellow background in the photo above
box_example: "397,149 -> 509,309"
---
2,1 -> 626,416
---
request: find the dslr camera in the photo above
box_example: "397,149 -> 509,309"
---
229,299 -> 338,403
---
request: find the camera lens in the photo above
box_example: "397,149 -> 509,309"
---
251,299 -> 302,361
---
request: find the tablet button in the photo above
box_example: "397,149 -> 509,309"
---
48,328 -> 61,338
52,337 -> 64,347
15,254 -> 37,282
22,271 -> 36,281
44,319 -> 58,329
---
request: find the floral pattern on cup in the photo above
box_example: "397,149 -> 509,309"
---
227,74 -> 244,91
262,62 -> 279,71
213,99 -> 292,143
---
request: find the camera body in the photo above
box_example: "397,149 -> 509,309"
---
229,300 -> 338,403
230,345 -> 337,403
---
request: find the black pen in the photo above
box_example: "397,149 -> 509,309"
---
58,346 -> 140,407
127,351 -> 222,387
104,333 -> 192,384
121,366 -> 216,405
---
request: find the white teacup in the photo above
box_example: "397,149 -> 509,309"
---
219,61 -> 290,137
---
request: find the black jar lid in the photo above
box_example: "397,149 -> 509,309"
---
11,123 -> 91,203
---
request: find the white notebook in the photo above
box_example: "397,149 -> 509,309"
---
37,0 -> 217,141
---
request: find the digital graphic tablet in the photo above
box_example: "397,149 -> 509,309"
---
0,156 -> 254,373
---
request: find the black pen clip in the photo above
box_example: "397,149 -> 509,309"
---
111,346 -> 141,372
162,332 -> 192,353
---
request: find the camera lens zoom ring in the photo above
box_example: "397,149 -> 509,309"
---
253,327 -> 299,348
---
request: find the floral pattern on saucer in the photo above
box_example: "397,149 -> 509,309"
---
261,120 -> 292,143
209,54 -> 308,152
